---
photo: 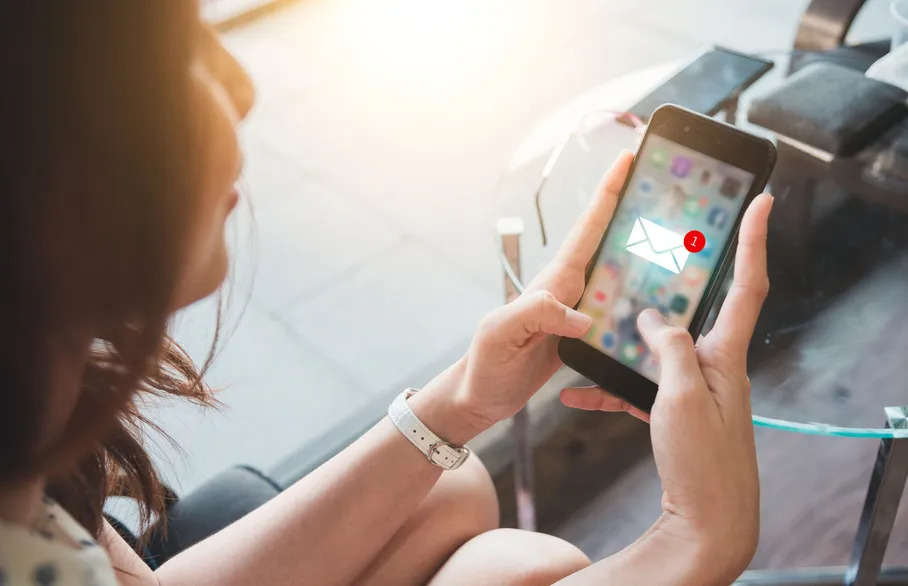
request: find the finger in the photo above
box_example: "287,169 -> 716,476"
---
553,150 -> 634,272
484,290 -> 592,344
560,387 -> 651,422
637,309 -> 708,396
707,193 -> 774,358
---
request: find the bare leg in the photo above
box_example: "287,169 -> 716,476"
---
357,455 -> 500,585
429,528 -> 591,586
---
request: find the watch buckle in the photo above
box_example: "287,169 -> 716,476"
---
427,441 -> 470,470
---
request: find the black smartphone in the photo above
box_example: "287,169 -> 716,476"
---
626,47 -> 773,123
558,105 -> 776,412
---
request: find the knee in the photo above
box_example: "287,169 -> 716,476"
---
489,529 -> 590,584
439,528 -> 590,585
432,453 -> 499,536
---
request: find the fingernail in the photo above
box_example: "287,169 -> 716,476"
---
566,308 -> 592,331
638,308 -> 666,328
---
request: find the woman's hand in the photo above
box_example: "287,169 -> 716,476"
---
447,151 -> 634,430
561,193 -> 774,583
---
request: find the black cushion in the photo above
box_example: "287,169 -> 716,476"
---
143,465 -> 282,566
748,62 -> 907,156
791,39 -> 891,74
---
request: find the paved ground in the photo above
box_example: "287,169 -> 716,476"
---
148,0 -> 894,505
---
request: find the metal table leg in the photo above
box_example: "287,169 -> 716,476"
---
498,217 -> 536,531
737,407 -> 908,585
846,407 -> 908,585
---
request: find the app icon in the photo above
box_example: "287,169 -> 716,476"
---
646,282 -> 667,300
707,207 -> 729,229
601,332 -> 616,349
720,176 -> 742,199
594,289 -> 607,302
638,177 -> 654,193
603,260 -> 621,278
681,266 -> 708,288
670,156 -> 692,178
613,297 -> 633,318
700,240 -> 715,258
699,169 -> 712,185
625,217 -> 691,274
620,341 -> 644,363
682,197 -> 702,217
650,149 -> 667,168
670,294 -> 690,314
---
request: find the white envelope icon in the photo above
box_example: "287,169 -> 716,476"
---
625,217 -> 691,274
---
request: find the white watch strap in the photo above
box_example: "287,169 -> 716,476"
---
388,388 -> 470,470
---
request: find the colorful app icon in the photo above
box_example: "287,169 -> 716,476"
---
682,197 -> 702,217
638,176 -> 654,194
584,327 -> 596,342
720,176 -> 742,199
620,341 -> 644,363
707,207 -> 729,229
601,332 -> 617,349
650,149 -> 667,168
681,266 -> 708,288
699,169 -> 712,185
646,282 -> 667,300
669,294 -> 690,314
594,289 -> 607,302
700,240 -> 715,258
670,156 -> 692,178
603,260 -> 621,278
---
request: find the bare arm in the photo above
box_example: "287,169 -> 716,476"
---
149,152 -> 636,586
554,518 -> 738,586
154,360 -> 487,586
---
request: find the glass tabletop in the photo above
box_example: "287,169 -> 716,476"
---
496,60 -> 908,438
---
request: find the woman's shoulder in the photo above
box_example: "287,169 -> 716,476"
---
0,498 -> 126,586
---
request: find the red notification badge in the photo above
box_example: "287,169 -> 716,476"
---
684,230 -> 706,253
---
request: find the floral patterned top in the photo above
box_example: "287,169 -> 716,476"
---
0,498 -> 119,586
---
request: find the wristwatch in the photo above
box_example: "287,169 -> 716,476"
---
388,388 -> 471,470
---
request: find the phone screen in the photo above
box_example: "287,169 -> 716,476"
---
628,49 -> 772,121
576,134 -> 756,382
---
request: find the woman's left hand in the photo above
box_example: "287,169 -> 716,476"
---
452,150 -> 635,429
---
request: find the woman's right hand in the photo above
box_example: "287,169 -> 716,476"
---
561,193 -> 774,583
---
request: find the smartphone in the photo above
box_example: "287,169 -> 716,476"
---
626,47 -> 773,123
558,105 -> 776,412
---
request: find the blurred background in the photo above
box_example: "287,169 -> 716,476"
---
141,0 -> 898,571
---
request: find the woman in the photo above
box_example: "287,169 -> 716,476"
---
0,2 -> 773,585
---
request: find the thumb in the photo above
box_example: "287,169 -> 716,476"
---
636,309 -> 707,395
483,291 -> 592,345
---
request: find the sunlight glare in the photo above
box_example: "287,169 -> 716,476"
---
336,0 -> 525,101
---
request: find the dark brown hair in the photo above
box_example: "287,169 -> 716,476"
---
0,1 -> 218,537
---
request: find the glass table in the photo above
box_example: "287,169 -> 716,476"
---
495,59 -> 908,585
